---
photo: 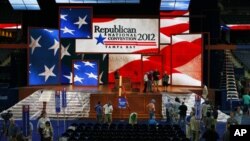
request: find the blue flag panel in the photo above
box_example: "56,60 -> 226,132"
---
60,7 -> 92,38
73,60 -> 98,86
29,28 -> 60,85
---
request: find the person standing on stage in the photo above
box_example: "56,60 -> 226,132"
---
153,69 -> 160,92
95,101 -> 103,123
162,71 -> 169,92
114,70 -> 120,90
103,101 -> 113,124
143,72 -> 148,93
147,71 -> 153,92
37,111 -> 51,141
146,99 -> 156,119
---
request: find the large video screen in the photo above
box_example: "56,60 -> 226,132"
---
76,18 -> 159,53
108,54 -> 142,83
28,28 -> 60,85
160,16 -> 189,44
59,7 -> 92,39
171,34 -> 202,86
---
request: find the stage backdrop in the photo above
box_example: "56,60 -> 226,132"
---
171,34 -> 202,86
108,54 -> 141,83
28,28 -> 60,85
59,7 -> 92,39
60,39 -> 108,85
76,18 -> 159,53
73,60 -> 99,86
160,11 -> 189,44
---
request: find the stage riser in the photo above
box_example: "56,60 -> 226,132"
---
89,94 -> 162,119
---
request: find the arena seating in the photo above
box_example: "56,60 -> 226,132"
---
232,50 -> 250,70
60,123 -> 187,141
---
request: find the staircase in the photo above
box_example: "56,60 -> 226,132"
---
0,90 -> 91,120
221,50 -> 239,101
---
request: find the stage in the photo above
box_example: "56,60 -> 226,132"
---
16,84 -> 203,119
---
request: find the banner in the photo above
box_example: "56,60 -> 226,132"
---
62,88 -> 67,108
55,91 -> 61,113
118,97 -> 127,109
76,18 -> 159,53
22,105 -> 30,137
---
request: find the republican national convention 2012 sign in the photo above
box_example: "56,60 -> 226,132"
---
76,18 -> 159,53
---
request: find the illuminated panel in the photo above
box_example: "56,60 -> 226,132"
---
73,60 -> 99,86
55,0 -> 140,3
227,24 -> 250,30
171,34 -> 202,86
9,0 -> 40,10
160,0 -> 190,11
76,18 -> 159,54
160,44 -> 171,83
160,16 -> 189,44
28,28 -> 60,85
0,23 -> 22,29
109,54 -> 141,83
59,7 -> 92,39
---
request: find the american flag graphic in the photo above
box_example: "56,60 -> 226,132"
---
73,60 -> 99,86
60,39 -> 108,85
171,34 -> 202,86
59,7 -> 92,38
28,28 -> 60,85
226,24 -> 250,30
0,23 -> 21,29
108,34 -> 202,86
60,39 -> 81,84
160,11 -> 189,44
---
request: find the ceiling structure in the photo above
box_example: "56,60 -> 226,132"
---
0,0 -> 223,43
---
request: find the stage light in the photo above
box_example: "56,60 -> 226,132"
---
8,0 -> 40,10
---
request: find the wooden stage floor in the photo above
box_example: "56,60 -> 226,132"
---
19,84 -> 203,98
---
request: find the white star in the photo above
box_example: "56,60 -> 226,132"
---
64,72 -> 73,83
61,44 -> 71,59
74,64 -> 80,70
29,36 -> 42,54
103,54 -> 107,61
85,72 -> 98,80
44,29 -> 53,33
29,64 -> 31,74
74,15 -> 88,29
61,26 -> 75,35
74,75 -> 84,84
60,14 -> 68,21
82,61 -> 95,68
49,39 -> 59,56
99,71 -> 103,84
39,65 -> 56,82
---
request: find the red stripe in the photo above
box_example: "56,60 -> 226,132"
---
93,18 -> 115,23
160,11 -> 189,17
0,23 -> 21,29
104,41 -> 156,44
